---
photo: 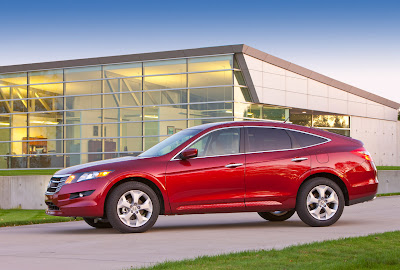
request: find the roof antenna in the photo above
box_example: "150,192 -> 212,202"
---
284,116 -> 290,123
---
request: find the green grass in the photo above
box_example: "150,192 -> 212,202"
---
0,209 -> 82,227
377,192 -> 400,197
135,231 -> 400,270
376,166 -> 400,170
0,169 -> 59,176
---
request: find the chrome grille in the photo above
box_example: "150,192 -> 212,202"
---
45,175 -> 70,195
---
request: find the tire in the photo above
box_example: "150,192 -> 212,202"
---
258,209 -> 296,221
83,217 -> 113,228
296,177 -> 345,227
106,182 -> 160,233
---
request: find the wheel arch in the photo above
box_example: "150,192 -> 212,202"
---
298,172 -> 350,206
103,177 -> 167,217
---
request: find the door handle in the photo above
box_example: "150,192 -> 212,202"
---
291,157 -> 308,162
225,163 -> 243,168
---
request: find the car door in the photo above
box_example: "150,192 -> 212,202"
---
244,127 -> 311,211
166,127 -> 246,214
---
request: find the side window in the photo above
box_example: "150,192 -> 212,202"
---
189,128 -> 241,157
246,127 -> 292,152
289,130 -> 328,147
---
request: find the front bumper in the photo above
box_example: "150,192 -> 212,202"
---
45,178 -> 109,217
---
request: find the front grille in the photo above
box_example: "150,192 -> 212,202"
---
45,175 -> 70,195
46,201 -> 60,211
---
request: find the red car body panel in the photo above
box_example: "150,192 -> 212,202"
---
45,121 -> 378,218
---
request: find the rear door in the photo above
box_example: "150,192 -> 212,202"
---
244,127 -> 311,211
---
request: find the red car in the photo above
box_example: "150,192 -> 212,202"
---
45,121 -> 378,233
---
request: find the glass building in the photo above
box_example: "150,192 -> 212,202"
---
0,44 -> 397,169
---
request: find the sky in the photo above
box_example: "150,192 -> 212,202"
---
1,0 -> 399,104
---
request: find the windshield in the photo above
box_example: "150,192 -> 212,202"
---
139,129 -> 202,158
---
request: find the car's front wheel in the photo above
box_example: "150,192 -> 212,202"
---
258,210 -> 295,221
296,177 -> 344,227
106,182 -> 160,233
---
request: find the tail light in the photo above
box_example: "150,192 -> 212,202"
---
351,147 -> 373,161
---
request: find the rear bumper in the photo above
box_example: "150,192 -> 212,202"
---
348,194 -> 376,206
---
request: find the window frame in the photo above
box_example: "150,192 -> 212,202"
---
171,126 -> 245,160
243,126 -> 331,154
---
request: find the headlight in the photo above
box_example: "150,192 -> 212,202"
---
65,170 -> 113,184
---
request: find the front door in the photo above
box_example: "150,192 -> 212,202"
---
166,127 -> 246,214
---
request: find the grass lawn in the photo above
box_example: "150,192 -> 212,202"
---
136,231 -> 400,270
0,209 -> 81,227
0,169 -> 59,176
376,166 -> 400,170
377,192 -> 400,197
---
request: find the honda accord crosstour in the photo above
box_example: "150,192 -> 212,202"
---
45,121 -> 378,233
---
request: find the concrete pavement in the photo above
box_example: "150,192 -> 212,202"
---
0,196 -> 399,270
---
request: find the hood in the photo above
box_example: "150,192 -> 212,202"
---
54,156 -> 148,175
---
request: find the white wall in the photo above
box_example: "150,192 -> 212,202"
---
244,55 -> 398,122
350,116 -> 398,166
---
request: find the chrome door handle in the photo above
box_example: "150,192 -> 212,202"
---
291,157 -> 308,162
225,163 -> 243,168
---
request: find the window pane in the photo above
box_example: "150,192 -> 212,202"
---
144,120 -> 187,136
0,72 -> 27,87
27,139 -> 62,155
188,117 -> 233,127
65,124 -> 102,139
188,71 -> 232,88
234,103 -> 262,119
188,55 -> 233,72
29,83 -> 63,98
66,139 -> 102,155
189,87 -> 232,103
247,127 -> 292,152
144,74 -> 186,90
313,115 -> 350,128
29,97 -> 63,112
0,87 -> 11,100
29,155 -> 64,168
103,122 -> 142,138
0,141 -> 10,155
0,101 -> 12,114
64,66 -> 101,81
11,135 -> 27,155
289,130 -> 327,147
144,105 -> 187,121
144,136 -> 164,151
120,137 -> 142,153
104,77 -> 142,93
65,81 -> 101,96
144,89 -> 187,105
66,110 -> 102,124
104,92 -> 142,108
262,106 -> 288,121
103,108 -> 142,122
189,102 -> 233,118
322,129 -> 350,137
29,70 -> 63,84
144,59 -> 186,75
189,128 -> 240,157
290,113 -> 312,127
234,71 -> 246,86
67,153 -> 102,167
103,62 -> 142,78
8,155 -> 27,168
66,95 -> 102,110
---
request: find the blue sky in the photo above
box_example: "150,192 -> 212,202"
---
1,0 -> 399,103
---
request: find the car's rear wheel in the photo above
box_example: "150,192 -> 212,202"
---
83,217 -> 113,228
106,182 -> 160,233
258,210 -> 295,221
296,177 -> 344,227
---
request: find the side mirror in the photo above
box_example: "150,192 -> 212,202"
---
179,148 -> 198,160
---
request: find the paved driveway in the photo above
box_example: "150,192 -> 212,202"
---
0,196 -> 399,270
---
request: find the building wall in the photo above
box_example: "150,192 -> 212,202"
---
243,55 -> 398,121
350,116 -> 398,166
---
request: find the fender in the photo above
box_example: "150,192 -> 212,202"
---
296,167 -> 351,191
98,171 -> 172,215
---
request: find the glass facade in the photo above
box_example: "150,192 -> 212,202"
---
0,53 -> 351,170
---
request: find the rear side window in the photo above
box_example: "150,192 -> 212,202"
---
289,130 -> 328,147
246,127 -> 292,152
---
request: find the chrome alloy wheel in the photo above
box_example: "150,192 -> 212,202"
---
117,190 -> 153,227
307,185 -> 339,220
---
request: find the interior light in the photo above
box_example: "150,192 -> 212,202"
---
144,115 -> 159,119
302,111 -> 307,114
0,122 -> 10,126
30,120 -> 59,125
